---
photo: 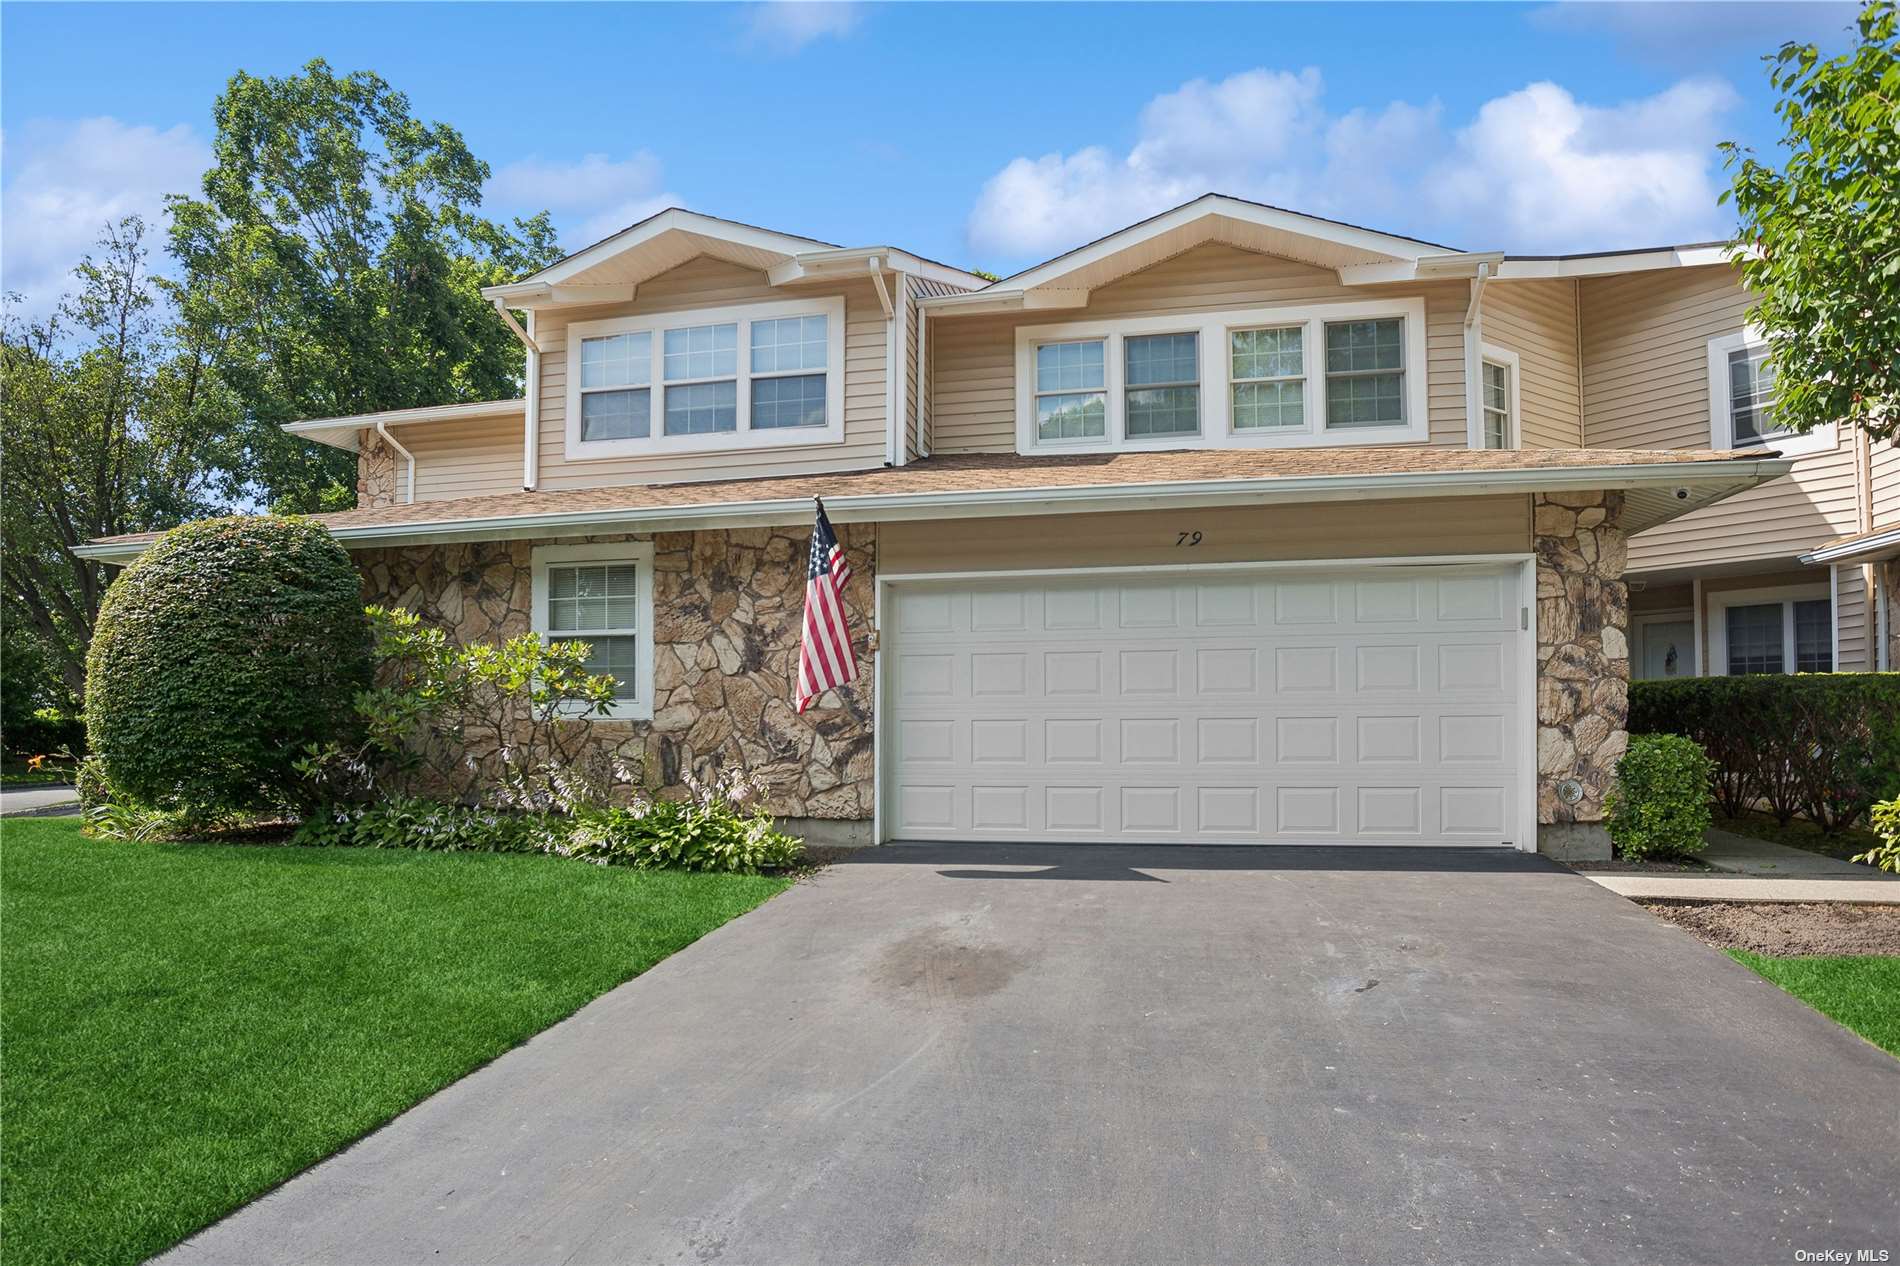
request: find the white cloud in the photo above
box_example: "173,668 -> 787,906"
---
967,67 -> 1744,263
487,150 -> 680,251
1427,78 -> 1741,250
743,1 -> 861,54
0,116 -> 209,310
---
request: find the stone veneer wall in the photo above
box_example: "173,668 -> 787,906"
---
353,526 -> 878,821
1533,490 -> 1630,840
357,429 -> 398,509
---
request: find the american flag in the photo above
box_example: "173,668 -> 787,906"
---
796,499 -> 859,713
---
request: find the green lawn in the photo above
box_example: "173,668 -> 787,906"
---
1730,951 -> 1900,1056
1,816 -> 791,1266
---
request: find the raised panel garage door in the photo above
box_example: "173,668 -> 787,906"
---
885,565 -> 1525,845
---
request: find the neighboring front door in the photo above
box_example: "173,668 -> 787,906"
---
884,563 -> 1525,845
1640,620 -> 1696,680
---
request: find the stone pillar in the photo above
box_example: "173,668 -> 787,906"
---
1533,490 -> 1629,857
357,429 -> 398,509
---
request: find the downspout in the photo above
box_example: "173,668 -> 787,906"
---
492,298 -> 542,491
917,302 -> 930,458
373,420 -> 416,505
867,258 -> 898,465
1463,262 -> 1493,449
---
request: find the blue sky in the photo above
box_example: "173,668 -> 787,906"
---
0,1 -> 1860,309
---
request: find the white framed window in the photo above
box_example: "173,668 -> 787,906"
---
530,541 -> 657,720
1706,329 -> 1834,457
1013,297 -> 1428,453
1707,583 -> 1833,676
565,296 -> 845,460
1478,344 -> 1520,450
1230,325 -> 1305,431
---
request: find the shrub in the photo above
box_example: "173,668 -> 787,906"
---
556,772 -> 804,875
3,708 -> 85,761
291,796 -> 548,854
1605,733 -> 1716,859
86,516 -> 371,817
1852,799 -> 1900,874
297,605 -> 622,808
1629,674 -> 1900,831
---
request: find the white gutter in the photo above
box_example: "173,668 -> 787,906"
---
373,420 -> 417,505
1799,524 -> 1900,566
75,458 -> 1791,563
916,303 -> 930,458
491,298 -> 543,491
866,258 -> 900,466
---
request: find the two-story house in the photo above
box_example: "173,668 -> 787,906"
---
81,196 -> 1897,856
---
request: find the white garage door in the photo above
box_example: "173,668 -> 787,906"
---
885,565 -> 1525,845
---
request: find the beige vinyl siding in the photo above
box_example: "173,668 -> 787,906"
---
1872,436 -> 1900,526
533,256 -> 887,491
880,495 -> 1529,574
1482,279 -> 1581,447
1835,564 -> 1870,671
928,243 -> 1471,454
407,415 -> 524,501
907,276 -> 966,460
1585,265 -> 1864,571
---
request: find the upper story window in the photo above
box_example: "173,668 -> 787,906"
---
1478,344 -> 1519,450
565,297 -> 845,460
1706,329 -> 1832,457
1013,298 -> 1428,453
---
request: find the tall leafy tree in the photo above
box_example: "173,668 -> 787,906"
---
167,60 -> 561,511
1722,0 -> 1900,442
2,218 -> 238,708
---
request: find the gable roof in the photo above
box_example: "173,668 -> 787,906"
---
482,208 -> 984,307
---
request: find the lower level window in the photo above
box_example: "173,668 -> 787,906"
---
532,542 -> 656,720
1723,597 -> 1832,675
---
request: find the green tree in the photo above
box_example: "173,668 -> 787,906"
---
2,217 -> 239,708
1722,0 -> 1900,442
166,59 -> 561,512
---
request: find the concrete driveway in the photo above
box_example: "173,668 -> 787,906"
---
161,845 -> 1899,1266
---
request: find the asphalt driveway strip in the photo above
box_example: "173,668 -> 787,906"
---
156,844 -> 1900,1266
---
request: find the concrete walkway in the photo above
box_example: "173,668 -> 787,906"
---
157,844 -> 1898,1266
0,784 -> 79,818
1576,827 -> 1899,903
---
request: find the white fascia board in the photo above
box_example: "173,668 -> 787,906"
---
1800,525 -> 1900,566
771,247 -> 985,291
281,399 -> 527,452
916,289 -> 1026,315
1493,244 -> 1740,280
1338,252 -> 1503,286
73,458 -> 1791,564
521,209 -> 825,289
993,195 -> 1438,293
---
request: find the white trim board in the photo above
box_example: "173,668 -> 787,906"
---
529,540 -> 657,722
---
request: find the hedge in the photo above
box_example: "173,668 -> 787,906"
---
1628,674 -> 1900,831
85,516 -> 371,817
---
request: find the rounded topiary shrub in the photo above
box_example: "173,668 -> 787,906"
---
86,515 -> 370,816
1604,733 -> 1716,860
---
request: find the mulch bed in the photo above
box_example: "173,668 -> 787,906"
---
1639,900 -> 1900,957
1564,856 -> 1712,873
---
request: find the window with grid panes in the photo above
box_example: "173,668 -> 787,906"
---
1231,326 -> 1304,430
1325,318 -> 1404,428
544,561 -> 642,702
1124,332 -> 1199,437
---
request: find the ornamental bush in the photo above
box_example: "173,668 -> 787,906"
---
86,515 -> 370,817
1852,800 -> 1900,874
1629,674 -> 1900,832
1604,734 -> 1717,860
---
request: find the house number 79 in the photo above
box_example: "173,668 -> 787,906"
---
1176,531 -> 1203,547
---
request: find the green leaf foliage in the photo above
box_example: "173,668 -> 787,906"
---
1629,674 -> 1900,831
85,516 -> 371,817
164,59 -> 562,512
1851,799 -> 1900,872
1605,734 -> 1717,859
1721,0 -> 1900,441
